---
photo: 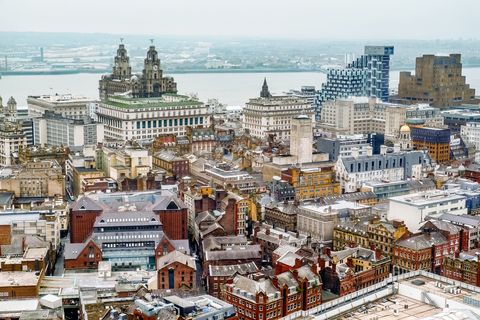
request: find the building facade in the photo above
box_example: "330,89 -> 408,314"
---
317,45 -> 394,120
33,111 -> 104,147
97,94 -> 208,142
388,190 -> 467,232
99,44 -> 177,100
243,80 -> 314,141
410,127 -> 451,164
27,94 -> 95,120
397,54 -> 476,108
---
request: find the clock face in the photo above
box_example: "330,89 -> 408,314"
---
153,65 -> 158,70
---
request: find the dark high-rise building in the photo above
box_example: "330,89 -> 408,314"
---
99,43 -> 177,100
397,54 -> 477,109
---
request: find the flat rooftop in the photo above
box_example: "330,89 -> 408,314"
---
28,94 -> 94,103
389,191 -> 465,206
334,295 -> 441,320
0,271 -> 40,287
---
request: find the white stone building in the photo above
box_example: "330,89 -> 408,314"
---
243,81 -> 314,141
96,94 -> 208,142
27,94 -> 95,120
461,122 -> 480,149
33,111 -> 104,147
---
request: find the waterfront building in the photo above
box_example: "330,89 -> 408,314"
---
33,111 -> 104,147
396,54 -> 476,108
410,127 -> 451,164
316,45 -> 394,120
27,94 -> 95,119
99,43 -> 177,100
97,94 -> 208,142
388,190 -> 467,232
243,79 -> 314,141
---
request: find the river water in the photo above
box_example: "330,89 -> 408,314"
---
1,68 -> 480,107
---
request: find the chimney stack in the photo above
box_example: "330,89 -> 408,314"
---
365,146 -> 373,157
351,147 -> 359,159
380,145 -> 388,155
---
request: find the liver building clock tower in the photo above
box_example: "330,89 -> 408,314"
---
142,45 -> 163,97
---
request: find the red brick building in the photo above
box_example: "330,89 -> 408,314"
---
64,239 -> 102,270
225,266 -> 322,320
152,197 -> 188,240
226,275 -> 283,320
69,197 -> 104,243
319,247 -> 390,296
208,262 -> 258,298
442,251 -> 480,286
157,250 -> 196,290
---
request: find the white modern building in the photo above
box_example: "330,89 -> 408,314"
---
461,122 -> 480,149
388,191 -> 467,232
27,94 -> 96,120
33,111 -> 104,147
243,80 -> 314,141
96,94 -> 208,142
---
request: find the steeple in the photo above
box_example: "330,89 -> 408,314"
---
260,78 -> 271,98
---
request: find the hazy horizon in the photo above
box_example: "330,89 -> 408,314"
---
0,0 -> 478,40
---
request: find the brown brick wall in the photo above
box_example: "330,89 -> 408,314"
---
157,262 -> 195,289
155,208 -> 188,240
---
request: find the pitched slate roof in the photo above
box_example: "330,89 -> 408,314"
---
71,196 -> 104,211
208,262 -> 258,277
157,250 -> 196,270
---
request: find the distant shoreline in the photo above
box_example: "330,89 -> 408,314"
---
2,65 -> 480,77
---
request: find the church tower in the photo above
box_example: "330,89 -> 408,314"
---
142,45 -> 163,97
260,78 -> 272,98
113,43 -> 131,80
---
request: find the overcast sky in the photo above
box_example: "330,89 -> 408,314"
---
0,0 -> 477,40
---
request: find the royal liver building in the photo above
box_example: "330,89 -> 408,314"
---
99,43 -> 177,100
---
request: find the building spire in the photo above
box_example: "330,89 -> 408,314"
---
260,78 -> 271,98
